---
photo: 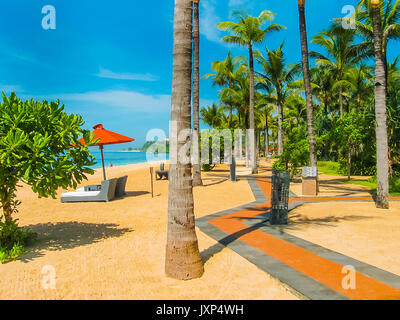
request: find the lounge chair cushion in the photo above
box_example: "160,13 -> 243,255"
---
61,178 -> 117,203
62,191 -> 101,198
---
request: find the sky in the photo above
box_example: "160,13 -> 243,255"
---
0,0 -> 399,150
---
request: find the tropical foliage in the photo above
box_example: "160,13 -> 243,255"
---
0,92 -> 97,262
199,2 -> 400,208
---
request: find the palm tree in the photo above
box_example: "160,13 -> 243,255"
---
340,65 -> 373,112
336,0 -> 400,81
255,44 -> 301,155
217,10 -> 285,173
166,0 -> 204,280
297,0 -> 317,167
256,93 -> 274,157
192,0 -> 202,186
200,104 -> 225,128
290,65 -> 336,116
203,52 -> 242,128
219,64 -> 250,130
310,27 -> 371,118
371,0 -> 390,209
284,93 -> 307,130
309,66 -> 335,115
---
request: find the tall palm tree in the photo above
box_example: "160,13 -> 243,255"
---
310,27 -> 371,117
297,0 -> 317,167
371,0 -> 390,209
166,0 -> 204,280
255,44 -> 301,155
192,0 -> 202,187
217,10 -> 285,173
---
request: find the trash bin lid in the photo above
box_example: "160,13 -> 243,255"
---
302,166 -> 318,177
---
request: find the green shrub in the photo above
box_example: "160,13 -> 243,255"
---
0,216 -> 37,263
390,176 -> 400,193
272,160 -> 286,171
201,163 -> 212,172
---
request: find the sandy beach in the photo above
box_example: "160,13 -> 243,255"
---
1,160 -> 399,299
0,160 -> 297,300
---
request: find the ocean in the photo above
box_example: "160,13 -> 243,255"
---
90,151 -> 169,169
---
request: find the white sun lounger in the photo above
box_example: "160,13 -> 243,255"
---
61,178 -> 118,203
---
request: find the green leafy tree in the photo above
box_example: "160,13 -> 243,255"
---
273,124 -> 310,175
334,112 -> 367,180
0,93 -> 96,222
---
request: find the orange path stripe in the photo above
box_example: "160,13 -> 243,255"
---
208,178 -> 400,300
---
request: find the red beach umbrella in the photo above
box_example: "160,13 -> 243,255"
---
79,124 -> 134,180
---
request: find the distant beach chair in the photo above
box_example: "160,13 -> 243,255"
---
61,178 -> 118,203
72,175 -> 128,198
156,163 -> 169,180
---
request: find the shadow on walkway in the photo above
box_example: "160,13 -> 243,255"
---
201,221 -> 267,263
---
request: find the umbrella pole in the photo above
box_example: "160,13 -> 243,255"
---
100,145 -> 107,180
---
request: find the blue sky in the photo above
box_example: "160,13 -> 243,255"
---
0,0 -> 399,150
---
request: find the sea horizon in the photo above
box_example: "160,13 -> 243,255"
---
90,150 -> 169,169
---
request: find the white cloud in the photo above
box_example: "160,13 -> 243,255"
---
96,67 -> 159,82
200,0 -> 223,43
228,0 -> 247,7
0,84 -> 23,94
45,90 -> 171,113
19,90 -> 214,115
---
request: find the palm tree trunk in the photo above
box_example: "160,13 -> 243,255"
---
248,44 -> 258,173
245,129 -> 249,167
347,147 -> 351,181
298,0 -> 317,167
166,0 -> 204,279
277,103 -> 283,156
228,80 -> 233,129
339,86 -> 343,118
371,0 -> 389,209
192,0 -> 202,187
265,110 -> 269,157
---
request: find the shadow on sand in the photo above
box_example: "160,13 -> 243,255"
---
19,221 -> 133,262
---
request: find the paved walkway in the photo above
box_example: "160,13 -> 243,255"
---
197,177 -> 400,300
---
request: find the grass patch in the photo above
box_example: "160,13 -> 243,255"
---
317,161 -> 343,176
345,178 -> 400,196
